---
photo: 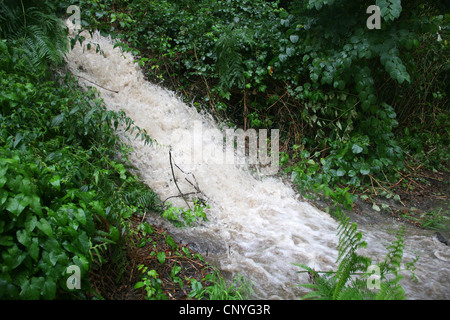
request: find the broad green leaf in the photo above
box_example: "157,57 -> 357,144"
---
360,164 -> 371,175
21,277 -> 43,299
336,168 -> 346,177
0,189 -> 8,208
28,237 -> 39,261
42,278 -> 57,299
16,229 -> 30,246
49,175 -> 61,191
0,235 -> 13,246
147,269 -> 159,278
157,251 -> 166,264
37,218 -> 53,237
7,244 -> 26,269
352,144 -> 363,154
29,195 -> 42,215
73,208 -> 86,225
0,167 -> 7,188
6,193 -> 30,216
109,225 -> 120,242
25,215 -> 38,233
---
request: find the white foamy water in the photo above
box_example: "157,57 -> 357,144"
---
65,29 -> 450,300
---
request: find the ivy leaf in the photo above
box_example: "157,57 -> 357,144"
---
6,193 -> 30,216
0,188 -> 8,207
0,235 -> 13,246
352,144 -> 363,154
16,229 -> 30,246
336,168 -> 346,177
286,47 -> 295,57
42,278 -> 57,299
37,218 -> 53,237
360,164 -> 371,175
28,238 -> 39,261
73,208 -> 86,225
157,251 -> 166,264
49,175 -> 61,191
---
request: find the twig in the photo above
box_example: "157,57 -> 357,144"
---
163,192 -> 199,205
392,167 -> 425,190
368,174 -> 391,194
169,151 -> 192,211
73,73 -> 119,93
173,160 -> 206,200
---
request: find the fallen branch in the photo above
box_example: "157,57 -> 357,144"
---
73,73 -> 119,93
169,150 -> 192,211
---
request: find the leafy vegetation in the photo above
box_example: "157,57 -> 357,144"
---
0,0 -> 240,300
2,0 -> 448,300
67,0 -> 448,205
295,207 -> 417,300
0,31 -> 155,297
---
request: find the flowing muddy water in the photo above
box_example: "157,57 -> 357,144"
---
65,29 -> 450,300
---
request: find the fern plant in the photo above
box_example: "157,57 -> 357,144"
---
295,208 -> 413,300
0,0 -> 68,72
214,23 -> 254,97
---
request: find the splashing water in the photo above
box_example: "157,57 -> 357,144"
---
65,29 -> 450,300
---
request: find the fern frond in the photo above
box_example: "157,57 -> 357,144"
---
0,0 -> 68,71
375,277 -> 405,300
214,23 -> 254,93
378,226 -> 405,277
123,188 -> 160,211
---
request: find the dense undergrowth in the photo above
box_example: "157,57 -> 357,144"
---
0,0 -> 248,300
64,0 -> 449,205
1,0 -> 448,300
57,0 -> 448,300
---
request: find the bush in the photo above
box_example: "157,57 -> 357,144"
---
0,32 -> 154,298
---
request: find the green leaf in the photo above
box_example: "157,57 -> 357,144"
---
0,166 -> 7,188
21,277 -> 44,299
25,215 -> 38,233
352,144 -> 363,154
49,175 -> 61,191
16,229 -> 30,246
73,208 -> 86,225
28,237 -> 39,261
109,225 -> 120,242
37,218 -> 53,237
6,193 -> 30,216
0,188 -> 8,207
42,278 -> 57,299
0,235 -> 14,246
157,251 -> 166,264
336,168 -> 346,177
360,164 -> 371,175
147,269 -> 159,278
134,281 -> 145,289
29,195 -> 42,215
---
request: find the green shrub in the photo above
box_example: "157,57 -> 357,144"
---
0,32 -> 154,298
